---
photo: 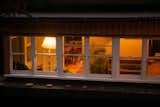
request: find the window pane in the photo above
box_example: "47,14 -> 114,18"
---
36,55 -> 57,72
89,37 -> 112,55
148,40 -> 160,57
90,37 -> 112,45
120,38 -> 142,56
90,46 -> 112,55
120,58 -> 141,75
63,36 -> 84,55
35,37 -> 56,53
89,56 -> 112,74
13,55 -> 32,70
11,36 -> 31,53
147,59 -> 160,76
64,36 -> 84,45
64,46 -> 83,54
63,56 -> 84,74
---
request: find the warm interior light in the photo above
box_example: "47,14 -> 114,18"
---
41,37 -> 56,71
42,37 -> 56,49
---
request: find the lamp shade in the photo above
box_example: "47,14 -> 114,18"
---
42,37 -> 56,49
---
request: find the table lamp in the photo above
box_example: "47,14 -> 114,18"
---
42,37 -> 56,71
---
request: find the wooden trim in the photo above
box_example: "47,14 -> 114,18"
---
2,36 -> 10,74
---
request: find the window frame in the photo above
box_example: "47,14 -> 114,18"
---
145,38 -> 160,80
62,36 -> 85,77
87,36 -> 113,78
34,36 -> 58,75
119,37 -> 142,79
8,35 -> 160,82
10,36 -> 32,74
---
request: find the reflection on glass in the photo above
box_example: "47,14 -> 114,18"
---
120,58 -> 141,75
11,36 -> 31,53
36,55 -> 57,72
147,59 -> 160,76
63,56 -> 84,74
89,56 -> 111,74
13,55 -> 32,70
35,37 -> 56,53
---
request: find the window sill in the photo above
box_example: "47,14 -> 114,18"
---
4,73 -> 160,84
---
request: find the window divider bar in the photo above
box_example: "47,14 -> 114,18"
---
36,53 -> 56,56
57,36 -> 63,76
84,36 -> 89,77
64,54 -> 82,56
141,38 -> 147,80
112,37 -> 120,78
31,37 -> 36,74
10,37 -> 13,73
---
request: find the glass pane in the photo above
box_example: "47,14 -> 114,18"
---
13,55 -> 32,70
35,37 -> 56,53
64,46 -> 84,54
120,38 -> 142,56
90,37 -> 112,45
36,55 -> 57,72
147,59 -> 160,76
89,56 -> 112,74
90,46 -> 112,55
63,56 -> 84,74
64,36 -> 84,45
148,40 -> 160,57
120,58 -> 141,75
11,36 -> 31,53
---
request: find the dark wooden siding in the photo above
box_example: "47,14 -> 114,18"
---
0,18 -> 160,37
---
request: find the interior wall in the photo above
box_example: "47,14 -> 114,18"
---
90,37 -> 112,55
120,38 -> 142,56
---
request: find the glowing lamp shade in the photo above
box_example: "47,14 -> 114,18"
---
42,37 -> 56,49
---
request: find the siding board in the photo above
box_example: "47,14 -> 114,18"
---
0,18 -> 160,36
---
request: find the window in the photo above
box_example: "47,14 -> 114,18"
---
120,38 -> 142,76
89,37 -> 112,75
9,35 -> 160,82
35,37 -> 57,73
63,36 -> 84,74
147,39 -> 160,77
10,36 -> 32,73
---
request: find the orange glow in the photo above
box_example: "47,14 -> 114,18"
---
42,37 -> 56,49
120,38 -> 142,56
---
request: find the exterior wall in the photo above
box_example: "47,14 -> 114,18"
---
0,35 -> 10,76
0,36 -> 3,76
0,18 -> 160,36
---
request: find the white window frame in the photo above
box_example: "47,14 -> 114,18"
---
118,37 -> 142,80
87,36 -> 112,78
10,36 -> 32,75
8,35 -> 160,83
62,36 -> 85,77
145,38 -> 160,80
34,36 -> 58,76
